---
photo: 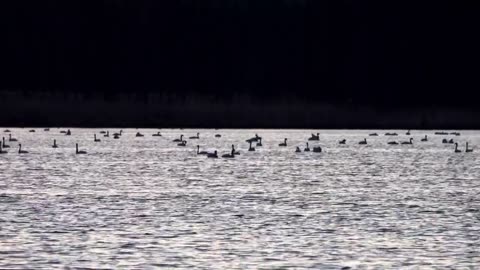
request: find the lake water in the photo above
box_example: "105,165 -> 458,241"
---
0,128 -> 479,269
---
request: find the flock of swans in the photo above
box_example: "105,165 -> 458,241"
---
0,128 -> 475,157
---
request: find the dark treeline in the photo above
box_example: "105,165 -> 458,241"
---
0,1 -> 479,127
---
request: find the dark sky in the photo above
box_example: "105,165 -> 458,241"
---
0,0 -> 479,108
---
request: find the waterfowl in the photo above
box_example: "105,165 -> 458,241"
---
29,129 -> 35,133
421,135 -> 428,142
60,130 -> 67,134
8,134 -> 17,142
369,133 -> 378,136
207,150 -> 218,158
308,133 -> 320,141
406,129 -> 411,135
385,133 -> 398,136
52,139 -> 58,148
442,138 -> 448,144
0,144 -> 7,154
304,142 -> 310,152
113,130 -> 123,137
2,137 -> 10,148
177,140 -> 187,147
313,146 -> 322,153
94,134 -> 101,142
152,132 -> 162,137
295,147 -> 301,153
113,134 -> 120,139
76,144 -> 87,154
103,131 -> 110,138
135,132 -> 144,137
454,143 -> 461,153
448,139 -> 454,144
189,133 -> 200,139
256,138 -> 263,147
18,144 -> 28,154
248,141 -> 255,151
466,142 -> 473,153
197,145 -> 208,155
435,132 -> 448,135
388,141 -> 399,145
66,129 -> 71,136
44,128 -> 50,131
358,138 -> 367,145
401,138 -> 413,145
222,146 -> 236,158
246,134 -> 261,143
215,134 -> 222,138
100,131 -> 106,134
338,139 -> 346,144
173,135 -> 184,142
279,138 -> 287,147
4,129 -> 10,133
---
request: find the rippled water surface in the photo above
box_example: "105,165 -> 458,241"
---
1,128 -> 479,269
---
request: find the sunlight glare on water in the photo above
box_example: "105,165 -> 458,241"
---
0,128 -> 479,269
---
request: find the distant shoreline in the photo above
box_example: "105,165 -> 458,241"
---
1,90 -> 479,129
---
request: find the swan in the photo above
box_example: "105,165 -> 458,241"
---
466,142 -> 473,153
401,138 -> 413,145
52,139 -> 58,148
9,134 -> 17,142
454,143 -> 461,153
358,138 -> 367,145
4,129 -> 10,133
421,135 -> 428,142
304,142 -> 310,152
406,129 -> 411,135
152,132 -> 162,137
66,129 -> 71,136
256,138 -> 263,147
76,143 -> 87,154
448,139 -> 454,144
2,137 -> 10,148
100,131 -> 106,134
295,147 -> 301,153
339,139 -> 346,144
189,133 -> 200,139
135,132 -> 144,137
308,133 -> 320,141
313,146 -> 322,153
197,145 -> 208,155
18,144 -> 28,154
104,131 -> 110,137
279,138 -> 287,147
173,135 -> 184,142
369,133 -> 378,136
246,134 -> 261,143
222,146 -> 235,158
215,134 -> 221,138
113,134 -> 120,139
207,150 -> 218,158
385,133 -> 398,136
44,128 -> 50,131
388,141 -> 398,145
113,130 -> 123,136
442,138 -> 448,144
248,141 -> 255,151
29,129 -> 35,133
0,144 -> 7,154
60,130 -> 67,134
177,140 -> 187,147
94,134 -> 101,142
